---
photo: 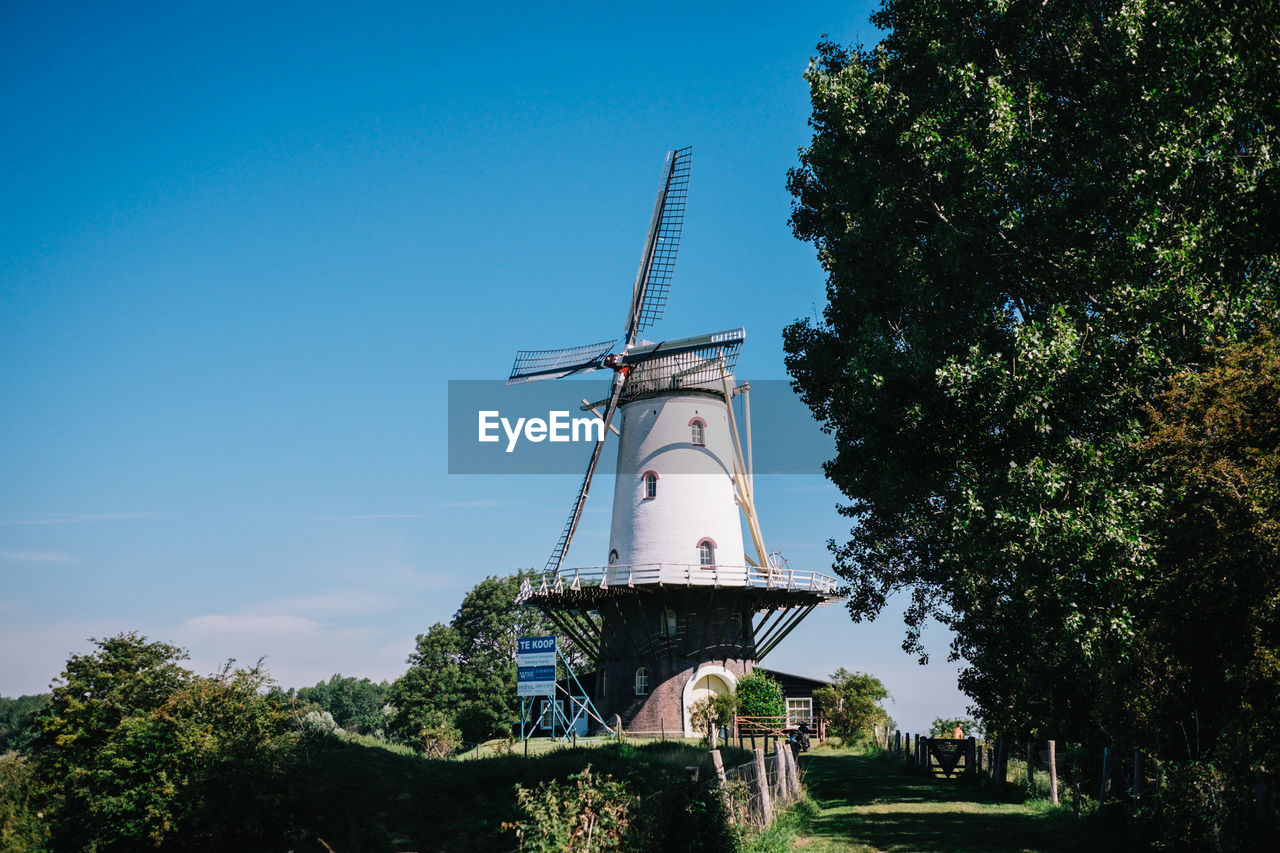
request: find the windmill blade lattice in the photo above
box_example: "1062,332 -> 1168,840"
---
507,338 -> 618,385
504,146 -> 694,575
543,371 -> 628,575
626,147 -> 691,343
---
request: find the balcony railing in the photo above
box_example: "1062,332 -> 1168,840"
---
517,563 -> 842,602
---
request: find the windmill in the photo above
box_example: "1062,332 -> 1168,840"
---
510,147 -> 840,736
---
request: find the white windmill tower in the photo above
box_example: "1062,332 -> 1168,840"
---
510,148 -> 840,735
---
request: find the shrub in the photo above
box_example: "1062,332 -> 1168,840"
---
1145,759 -> 1252,852
407,709 -> 462,759
509,765 -> 634,852
0,751 -> 48,852
736,671 -> 785,720
690,692 -> 737,744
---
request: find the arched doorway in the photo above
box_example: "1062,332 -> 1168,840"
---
682,664 -> 739,736
690,672 -> 730,705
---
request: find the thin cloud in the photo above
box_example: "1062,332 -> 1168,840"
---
0,512 -> 160,526
0,550 -> 80,564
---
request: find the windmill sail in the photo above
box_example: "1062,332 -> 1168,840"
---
544,371 -> 628,574
504,147 -> 696,575
625,147 -> 691,344
507,339 -> 618,385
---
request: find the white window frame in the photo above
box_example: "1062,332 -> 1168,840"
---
539,699 -> 565,730
642,471 -> 658,500
635,667 -> 650,696
786,697 -> 813,726
691,419 -> 706,446
698,539 -> 716,568
660,608 -> 677,638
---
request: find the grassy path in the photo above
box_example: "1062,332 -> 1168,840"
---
792,747 -> 1122,853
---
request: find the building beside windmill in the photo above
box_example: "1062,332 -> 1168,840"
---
511,147 -> 840,736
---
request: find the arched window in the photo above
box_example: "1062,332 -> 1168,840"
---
660,608 -> 678,638
608,549 -> 619,565
642,470 -> 658,500
698,538 -> 716,568
690,418 -> 706,446
635,667 -> 650,696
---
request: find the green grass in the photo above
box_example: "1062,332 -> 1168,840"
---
792,745 -> 1126,853
453,732 -> 709,759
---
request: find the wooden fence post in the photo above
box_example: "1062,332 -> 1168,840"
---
711,749 -> 726,782
753,748 -> 774,826
894,729 -> 901,758
785,742 -> 801,799
966,736 -> 977,779
1048,740 -> 1059,805
1026,742 -> 1035,791
771,749 -> 787,803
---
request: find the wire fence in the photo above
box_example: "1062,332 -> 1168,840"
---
718,744 -> 804,828
879,728 -> 1278,848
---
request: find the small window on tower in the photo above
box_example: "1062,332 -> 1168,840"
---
660,608 -> 678,637
635,667 -> 650,696
608,549 -> 619,565
642,471 -> 658,500
698,539 -> 716,568
690,418 -> 706,446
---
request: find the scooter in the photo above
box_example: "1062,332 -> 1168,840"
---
790,721 -> 811,753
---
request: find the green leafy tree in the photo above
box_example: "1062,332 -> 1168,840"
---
786,0 -> 1279,743
32,633 -> 297,851
296,674 -> 390,736
929,717 -> 981,739
813,669 -> 891,745
0,751 -> 48,852
0,695 -> 50,754
734,670 -> 785,720
391,572 -> 597,746
389,623 -> 467,743
1138,330 -> 1280,765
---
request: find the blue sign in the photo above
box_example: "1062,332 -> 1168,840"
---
518,665 -> 556,681
517,636 -> 557,697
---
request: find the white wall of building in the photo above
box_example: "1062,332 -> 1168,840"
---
606,391 -> 746,584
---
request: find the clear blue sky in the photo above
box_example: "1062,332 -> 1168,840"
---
1,0 -> 969,732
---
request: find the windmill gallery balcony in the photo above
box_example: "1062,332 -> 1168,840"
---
518,563 -> 842,603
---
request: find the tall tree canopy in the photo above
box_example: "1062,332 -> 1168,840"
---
1138,330 -> 1280,764
31,633 -> 295,851
390,572 -> 593,745
786,0 -> 1278,743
